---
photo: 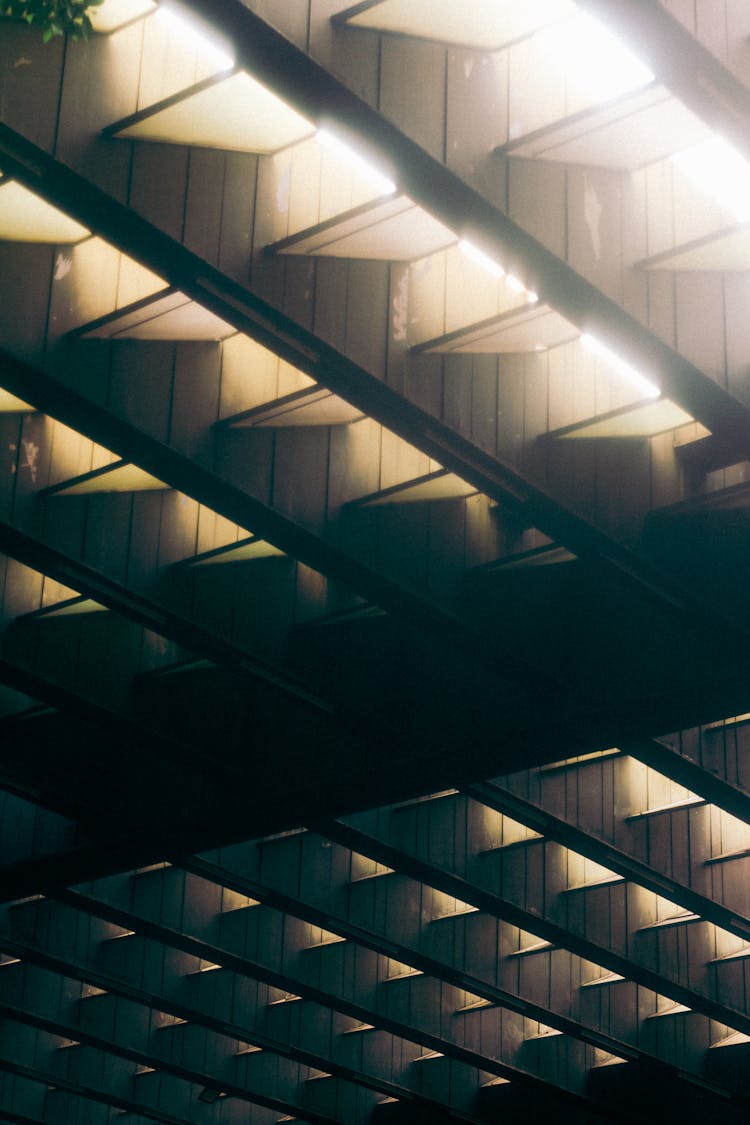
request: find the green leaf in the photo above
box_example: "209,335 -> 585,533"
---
3,0 -> 103,40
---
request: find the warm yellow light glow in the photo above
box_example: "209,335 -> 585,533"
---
316,129 -> 396,196
38,597 -> 107,619
304,927 -> 346,948
506,274 -> 538,303
429,890 -> 478,920
705,712 -> 750,730
384,958 -> 422,980
341,1021 -> 375,1034
628,794 -> 704,821
458,241 -> 538,302
712,1031 -> 750,1048
582,334 -> 659,399
393,788 -> 459,808
115,73 -> 313,154
52,462 -> 170,495
510,938 -> 554,957
220,888 -> 259,912
541,748 -> 621,771
350,852 -> 394,882
581,972 -> 624,989
89,0 -> 155,32
556,399 -> 694,439
105,925 -> 135,940
711,927 -> 750,963
459,239 -> 504,278
274,196 -> 455,262
497,816 -> 541,849
155,4 -> 234,71
342,0 -> 575,50
525,1022 -> 563,1039
565,853 -> 621,890
0,181 -> 89,244
232,389 -> 364,429
506,88 -> 707,173
421,306 -> 578,355
191,538 -> 285,566
0,389 -> 35,413
536,11 -> 653,103
80,291 -> 236,342
359,471 -> 476,506
671,137 -> 750,224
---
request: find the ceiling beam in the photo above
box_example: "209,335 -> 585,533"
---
0,1055 -> 190,1125
0,130 -> 745,649
322,820 -> 750,1040
180,0 -> 750,448
180,851 -> 736,1088
0,514 -> 331,711
0,1003 -> 350,1125
465,780 -> 750,942
624,737 -> 750,825
0,344 -> 545,694
46,886 -> 598,1089
0,946 -> 514,1121
582,0 -> 750,161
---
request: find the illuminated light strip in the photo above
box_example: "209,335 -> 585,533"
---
459,240 -> 538,302
671,137 -> 750,224
535,10 -> 654,103
0,179 -> 90,244
89,0 -> 156,33
459,238 -> 504,278
507,274 -> 538,303
582,334 -> 660,399
155,3 -> 234,71
316,128 -> 396,195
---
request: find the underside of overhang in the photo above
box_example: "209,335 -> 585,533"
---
3,1 -> 750,1120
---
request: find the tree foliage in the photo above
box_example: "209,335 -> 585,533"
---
1,0 -> 104,41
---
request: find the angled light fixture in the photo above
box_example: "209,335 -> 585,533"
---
459,238 -> 504,278
155,4 -> 234,72
671,136 -> 750,224
581,334 -> 659,399
459,240 -> 539,303
89,0 -> 156,32
506,274 -> 538,303
198,1087 -> 225,1104
316,128 -> 397,195
536,10 -> 654,103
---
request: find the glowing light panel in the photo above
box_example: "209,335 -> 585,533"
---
155,4 -> 234,72
459,240 -> 539,303
671,137 -> 750,224
0,390 -> 35,413
89,0 -> 155,32
582,334 -> 659,399
342,0 -> 575,51
52,462 -> 170,495
459,239 -> 504,278
0,181 -> 89,244
536,11 -> 653,103
114,72 -> 313,154
316,129 -> 396,196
